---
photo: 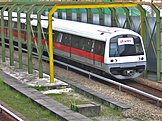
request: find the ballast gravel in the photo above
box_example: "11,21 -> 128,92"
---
54,66 -> 162,121
0,58 -> 162,121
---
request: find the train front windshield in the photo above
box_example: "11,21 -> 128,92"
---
109,35 -> 144,57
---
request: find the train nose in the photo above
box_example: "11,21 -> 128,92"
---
123,70 -> 135,76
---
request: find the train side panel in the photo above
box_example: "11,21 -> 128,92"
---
53,30 -> 105,69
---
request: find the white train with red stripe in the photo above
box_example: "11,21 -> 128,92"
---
2,11 -> 147,79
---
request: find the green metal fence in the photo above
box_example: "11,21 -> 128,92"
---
0,1 -> 161,82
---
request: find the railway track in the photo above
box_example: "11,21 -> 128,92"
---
116,80 -> 162,106
37,50 -> 162,107
124,80 -> 162,98
0,105 -> 24,121
1,42 -> 162,107
54,58 -> 162,107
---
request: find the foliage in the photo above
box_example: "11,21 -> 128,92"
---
31,85 -> 47,91
0,79 -> 60,121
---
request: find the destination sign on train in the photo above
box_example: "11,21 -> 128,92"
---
118,38 -> 134,45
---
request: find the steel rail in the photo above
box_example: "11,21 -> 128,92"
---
51,57 -> 162,106
0,104 -> 24,121
2,43 -> 162,106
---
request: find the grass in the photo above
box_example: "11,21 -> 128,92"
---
0,79 -> 60,121
0,78 -> 125,121
31,85 -> 47,91
47,92 -> 91,107
47,90 -> 124,120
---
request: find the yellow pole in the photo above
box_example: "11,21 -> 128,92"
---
48,7 -> 57,83
48,3 -> 138,83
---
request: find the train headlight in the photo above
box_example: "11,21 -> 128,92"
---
110,59 -> 117,63
123,70 -> 135,76
139,57 -> 144,61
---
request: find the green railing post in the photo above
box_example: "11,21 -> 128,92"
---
8,4 -> 17,66
86,8 -> 92,23
137,5 -> 147,49
17,5 -> 26,69
66,9 -> 71,20
98,8 -> 104,26
58,9 -> 62,19
26,5 -> 36,74
37,5 -> 46,78
151,4 -> 161,81
76,8 -> 81,21
123,7 -> 131,29
137,4 -> 147,78
1,5 -> 8,62
110,8 -> 117,27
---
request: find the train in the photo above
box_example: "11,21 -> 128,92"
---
1,11 -> 146,79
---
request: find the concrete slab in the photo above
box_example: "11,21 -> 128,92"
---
71,103 -> 101,117
0,71 -> 92,121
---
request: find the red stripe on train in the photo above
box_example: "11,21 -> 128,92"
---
1,29 -> 104,62
54,43 -> 104,62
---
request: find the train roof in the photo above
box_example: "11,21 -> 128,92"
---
3,11 -> 141,42
33,17 -> 140,42
54,19 -> 134,41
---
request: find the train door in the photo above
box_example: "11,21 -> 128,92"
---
61,33 -> 71,57
70,35 -> 94,64
54,32 -> 71,57
94,41 -> 105,67
71,35 -> 82,61
85,39 -> 95,65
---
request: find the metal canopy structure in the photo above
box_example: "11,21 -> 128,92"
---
0,1 -> 161,83
48,2 -> 145,83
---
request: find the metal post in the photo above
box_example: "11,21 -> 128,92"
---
26,5 -> 36,74
98,8 -> 104,26
48,7 -> 56,83
76,8 -> 81,21
1,5 -> 8,62
151,4 -> 161,81
37,6 -> 46,78
137,4 -> 147,78
66,9 -> 71,20
17,5 -> 26,69
123,7 -> 131,29
8,4 -> 17,66
58,9 -> 62,19
137,5 -> 147,49
86,8 -> 92,23
110,8 -> 117,27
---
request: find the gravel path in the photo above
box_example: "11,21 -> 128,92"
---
54,66 -> 162,121
0,58 -> 162,121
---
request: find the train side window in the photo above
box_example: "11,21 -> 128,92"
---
67,34 -> 72,46
21,23 -> 26,29
55,32 -> 63,43
79,38 -> 86,50
53,31 -> 57,41
94,41 -> 105,56
135,44 -> 143,53
68,34 -> 72,46
62,33 -> 71,46
85,39 -> 94,52
91,40 -> 95,53
71,35 -> 81,49
109,42 -> 118,57
13,22 -> 17,28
